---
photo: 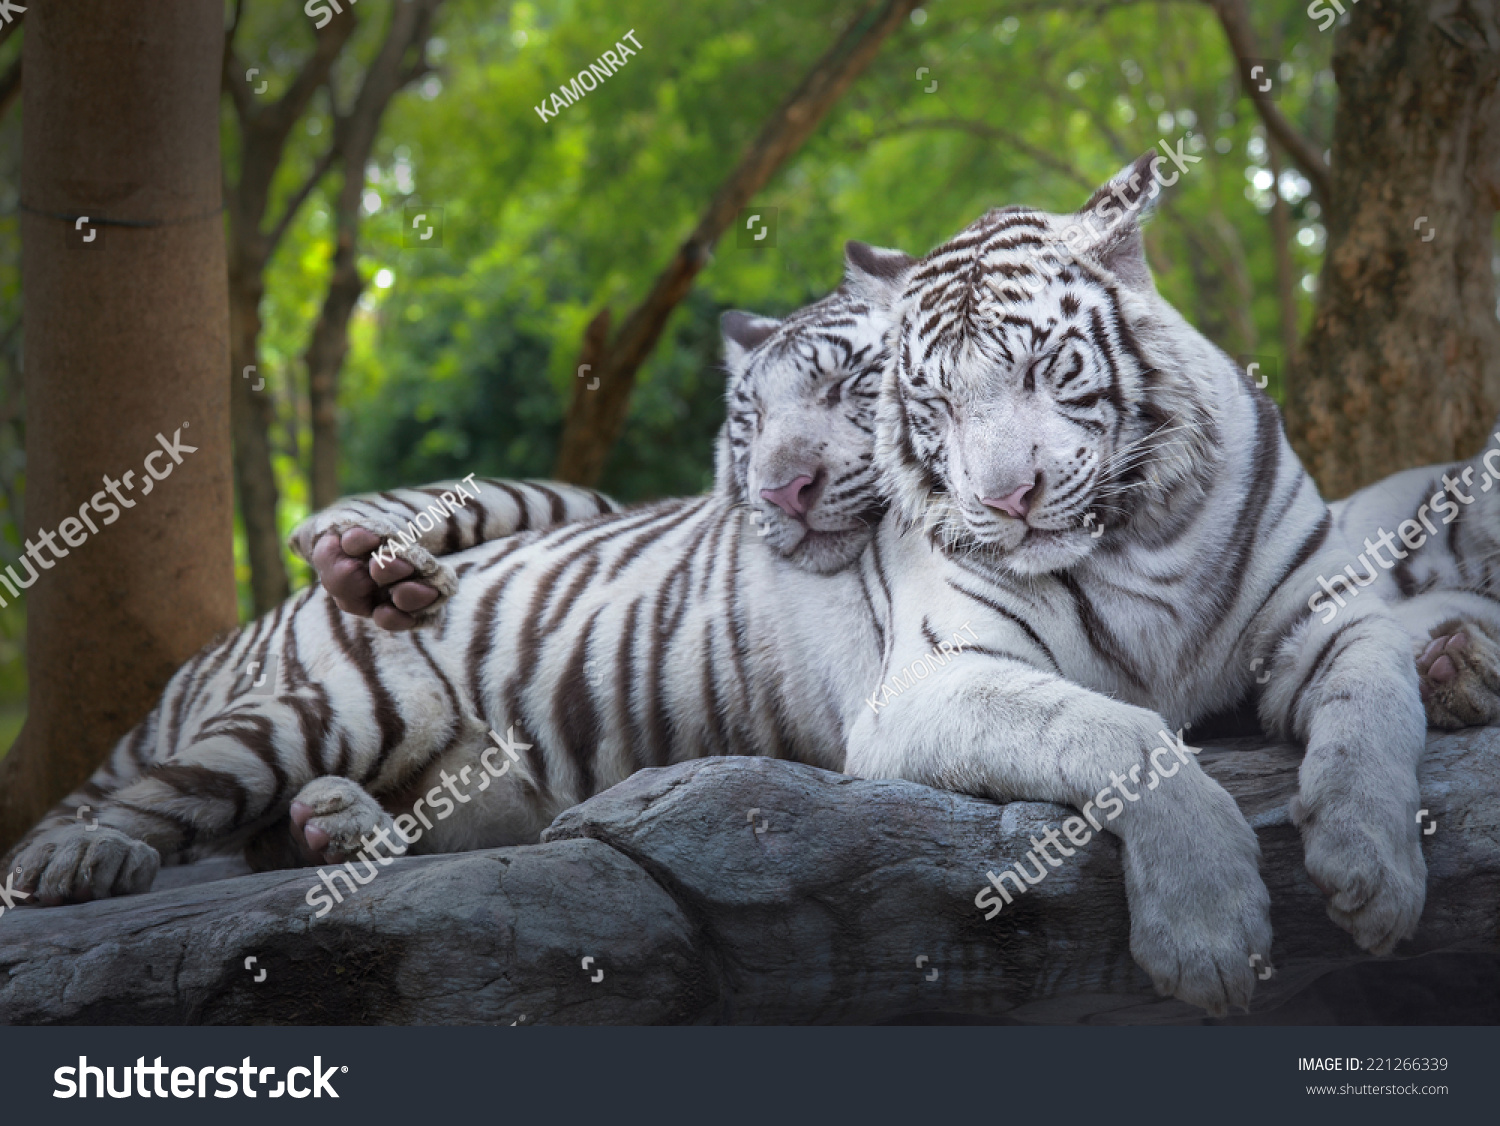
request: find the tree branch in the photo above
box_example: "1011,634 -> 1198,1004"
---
1209,0 -> 1331,205
304,0 -> 444,508
224,12 -> 356,136
265,141 -> 339,256
553,0 -> 926,487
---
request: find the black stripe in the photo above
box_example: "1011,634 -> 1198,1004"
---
280,609 -> 335,781
1058,572 -> 1149,692
943,579 -> 1061,673
146,763 -> 251,826
615,598 -> 649,773
1191,390 -> 1284,656
553,607 -> 603,800
324,597 -> 407,781
1286,619 -> 1361,735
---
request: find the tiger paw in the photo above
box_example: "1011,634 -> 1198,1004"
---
299,513 -> 458,631
11,824 -> 159,905
1123,793 -> 1272,1017
1296,795 -> 1426,956
289,777 -> 402,866
1417,620 -> 1500,728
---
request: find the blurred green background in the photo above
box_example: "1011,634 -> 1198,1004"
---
0,0 -> 1343,756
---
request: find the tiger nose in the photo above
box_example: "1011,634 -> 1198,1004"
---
981,478 -> 1037,519
761,475 -> 816,517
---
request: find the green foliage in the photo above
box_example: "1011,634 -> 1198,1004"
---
0,0 -> 1340,677
299,0 -> 1332,524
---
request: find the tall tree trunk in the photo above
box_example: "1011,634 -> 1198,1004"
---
1287,0 -> 1500,496
228,254 -> 288,611
552,0 -> 923,487
306,0 -> 440,511
223,7 -> 356,613
1266,141 -> 1301,367
306,225 -> 361,511
0,0 -> 236,854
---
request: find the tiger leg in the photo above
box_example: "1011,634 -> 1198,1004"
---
1258,599 -> 1427,956
848,653 -> 1270,1017
10,696 -> 334,905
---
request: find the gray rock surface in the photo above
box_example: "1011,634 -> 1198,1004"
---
1,729 -> 1496,1025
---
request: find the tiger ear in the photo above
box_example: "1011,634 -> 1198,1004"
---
842,240 -> 915,307
1074,151 -> 1162,291
720,311 -> 782,373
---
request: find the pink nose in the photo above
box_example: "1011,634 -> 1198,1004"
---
761,475 -> 815,517
981,479 -> 1036,519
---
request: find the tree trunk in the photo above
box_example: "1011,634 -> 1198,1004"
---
228,254 -> 289,611
1267,142 -> 1300,368
552,0 -> 923,487
2,731 -> 1496,1025
305,0 -> 440,511
306,226 -> 361,511
1287,0 -> 1500,496
223,9 -> 357,614
0,0 -> 236,854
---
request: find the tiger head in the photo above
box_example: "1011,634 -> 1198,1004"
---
875,153 -> 1221,577
716,241 -> 914,572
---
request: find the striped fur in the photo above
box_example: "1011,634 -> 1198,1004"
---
1323,435 -> 1500,728
287,477 -> 621,627
4,480 -> 623,877
2,274 -> 917,901
848,155 -> 1429,1013
7,493 -> 886,888
6,172 -> 1468,1017
716,242 -> 912,571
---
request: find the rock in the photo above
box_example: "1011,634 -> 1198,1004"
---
1,730 -> 1496,1025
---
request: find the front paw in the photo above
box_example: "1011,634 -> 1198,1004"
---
288,777 -> 400,866
1124,804 -> 1272,1016
1296,799 -> 1426,955
1417,620 -> 1500,728
11,825 -> 159,905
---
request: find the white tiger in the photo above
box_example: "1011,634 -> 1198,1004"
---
844,156 -> 1434,1012
4,178 -> 1483,1017
323,305 -> 1500,733
1328,455 -> 1500,727
2,252 -> 906,893
295,178 -> 1464,1013
284,184 -> 1500,1017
